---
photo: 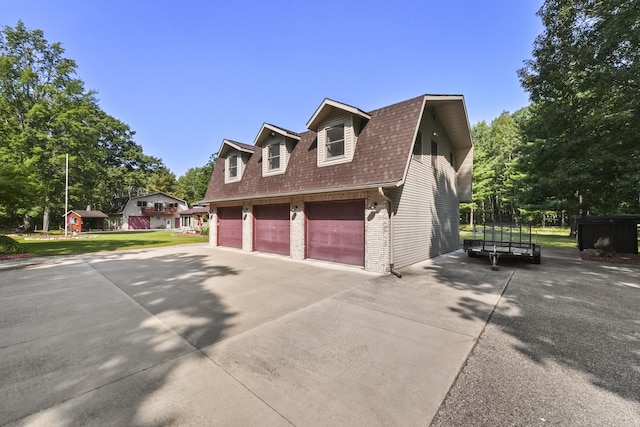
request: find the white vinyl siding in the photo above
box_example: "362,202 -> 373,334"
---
122,194 -> 187,231
317,113 -> 356,167
390,121 -> 460,268
456,144 -> 473,202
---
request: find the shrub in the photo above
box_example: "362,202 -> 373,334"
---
0,235 -> 25,254
594,237 -> 616,257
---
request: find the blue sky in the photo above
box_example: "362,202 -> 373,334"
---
2,0 -> 543,177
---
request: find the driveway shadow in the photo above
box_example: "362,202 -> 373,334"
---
0,247 -> 237,426
88,249 -> 240,348
439,247 -> 640,403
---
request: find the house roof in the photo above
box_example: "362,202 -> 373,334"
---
180,207 -> 210,215
306,98 -> 371,130
254,123 -> 300,147
126,192 -> 187,204
204,94 -> 471,203
218,139 -> 256,158
63,210 -> 108,218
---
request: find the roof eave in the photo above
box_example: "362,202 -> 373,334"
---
218,139 -> 255,157
253,123 -> 301,147
201,181 -> 403,205
306,98 -> 371,130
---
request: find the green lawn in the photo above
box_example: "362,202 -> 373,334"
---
460,226 -> 577,249
9,230 -> 209,257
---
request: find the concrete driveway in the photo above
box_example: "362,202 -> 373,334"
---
4,244 -> 636,426
1,244 -> 510,426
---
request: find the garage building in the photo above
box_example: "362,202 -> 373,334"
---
202,95 -> 473,274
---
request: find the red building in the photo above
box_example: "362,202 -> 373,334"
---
64,209 -> 109,233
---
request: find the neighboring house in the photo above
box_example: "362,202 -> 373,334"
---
202,94 -> 473,274
179,205 -> 210,231
121,192 -> 188,230
63,209 -> 109,232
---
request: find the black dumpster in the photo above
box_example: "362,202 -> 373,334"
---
575,216 -> 640,254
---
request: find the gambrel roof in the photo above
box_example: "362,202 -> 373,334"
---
204,94 -> 472,203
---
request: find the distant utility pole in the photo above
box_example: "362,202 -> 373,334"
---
64,153 -> 69,236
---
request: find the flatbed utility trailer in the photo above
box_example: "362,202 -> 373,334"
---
463,223 -> 541,270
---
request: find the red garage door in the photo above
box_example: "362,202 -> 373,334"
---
218,206 -> 242,248
254,204 -> 290,255
306,200 -> 365,266
128,216 -> 150,230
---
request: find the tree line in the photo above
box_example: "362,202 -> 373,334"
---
2,1 -> 638,231
465,0 -> 639,226
0,21 -> 213,231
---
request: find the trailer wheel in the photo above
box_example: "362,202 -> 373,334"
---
532,245 -> 541,264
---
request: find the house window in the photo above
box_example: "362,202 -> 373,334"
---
154,202 -> 163,211
413,131 -> 422,158
326,125 -> 345,158
268,143 -> 281,170
137,201 -> 147,207
228,155 -> 238,178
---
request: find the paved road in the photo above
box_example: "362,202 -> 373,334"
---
432,248 -> 640,426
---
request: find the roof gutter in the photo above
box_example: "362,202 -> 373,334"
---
200,181 -> 403,205
378,187 -> 401,278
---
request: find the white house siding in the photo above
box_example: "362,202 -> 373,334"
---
390,116 -> 460,269
456,144 -> 473,202
122,194 -> 187,230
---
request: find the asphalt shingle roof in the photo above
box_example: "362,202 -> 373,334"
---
204,95 -> 425,202
68,210 -> 108,218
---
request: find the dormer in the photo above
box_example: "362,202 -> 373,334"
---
218,139 -> 254,183
306,99 -> 371,167
253,123 -> 300,177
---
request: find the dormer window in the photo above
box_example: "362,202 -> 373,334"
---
229,155 -> 238,178
268,143 -> 281,170
225,153 -> 242,183
306,99 -> 371,167
254,123 -> 299,177
326,125 -> 345,158
219,139 -> 254,184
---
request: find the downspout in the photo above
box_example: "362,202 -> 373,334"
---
378,187 -> 402,278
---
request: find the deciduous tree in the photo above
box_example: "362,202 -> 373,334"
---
0,21 -> 163,230
175,154 -> 216,205
518,0 -> 640,214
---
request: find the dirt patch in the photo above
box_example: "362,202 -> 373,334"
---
23,235 -> 98,241
580,250 -> 640,266
0,253 -> 34,261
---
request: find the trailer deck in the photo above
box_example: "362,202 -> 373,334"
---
463,223 -> 541,270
